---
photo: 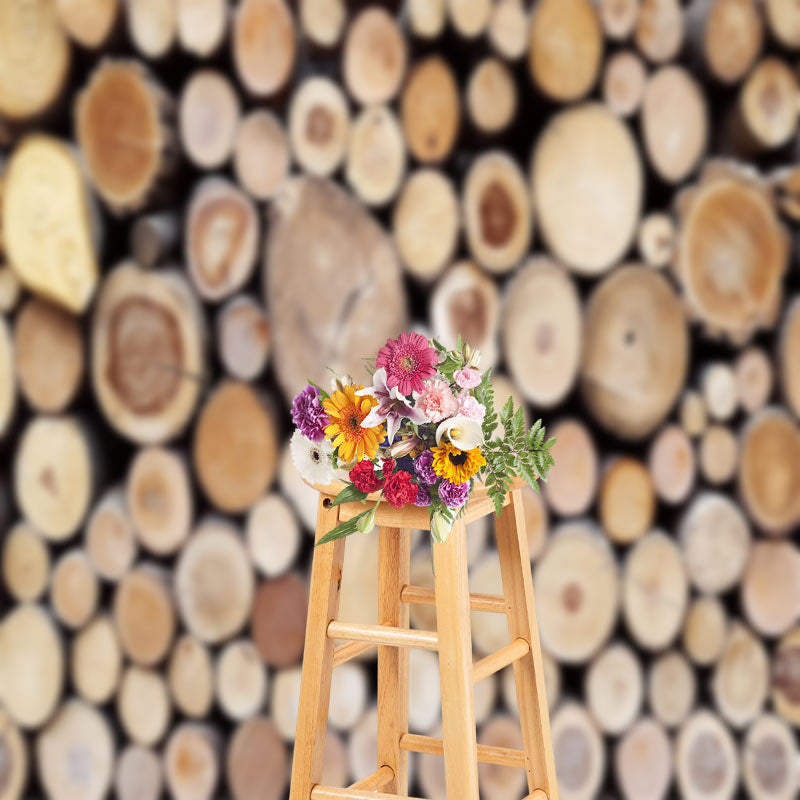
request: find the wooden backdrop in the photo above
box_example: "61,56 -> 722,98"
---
2,0 -> 800,798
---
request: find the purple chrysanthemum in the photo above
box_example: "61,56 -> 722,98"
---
291,384 -> 329,442
414,485 -> 432,507
438,479 -> 469,508
414,450 -> 437,485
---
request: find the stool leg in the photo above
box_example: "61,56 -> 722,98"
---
290,496 -> 346,800
432,519 -> 480,800
496,490 -> 559,800
378,526 -> 411,794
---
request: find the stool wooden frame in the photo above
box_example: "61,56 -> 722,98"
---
290,478 -> 558,800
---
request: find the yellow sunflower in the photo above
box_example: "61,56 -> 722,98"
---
431,443 -> 486,484
323,385 -> 384,462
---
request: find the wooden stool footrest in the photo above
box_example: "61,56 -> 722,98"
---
311,787 -> 427,800
332,640 -> 375,667
399,733 -> 527,768
400,584 -> 508,614
472,637 -> 530,683
327,620 -> 438,651
525,792 -> 548,800
349,765 -> 394,791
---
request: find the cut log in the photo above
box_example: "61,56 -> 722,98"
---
168,635 -> 214,718
400,57 -> 460,164
765,0 -> 800,47
699,424 -> 738,485
270,666 -> 302,741
773,628 -> 800,725
233,0 -> 295,97
217,296 -> 271,381
599,456 -> 655,544
488,0 -> 528,60
407,0 -> 446,38
585,643 -> 643,735
742,713 -> 798,800
448,0 -> 491,38
0,265 -> 21,313
0,604 -> 63,729
126,0 -> 176,58
735,346 -> 772,413
675,710 -> 738,800
299,0 -> 345,47
130,211 -> 179,268
649,651 -> 696,729
680,390 -> 708,438
742,540 -> 800,637
0,707 -> 27,800
185,177 -> 259,302
468,552 -> 505,655
118,666 -> 171,746
179,70 -> 240,169
328,662 -> 368,731
738,408 -> 800,533
36,700 -> 114,800
0,0 -> 70,119
551,702 -> 605,800
615,717 -> 672,800
115,745 -> 163,800
0,317 -> 13,438
599,0 -> 640,40
245,493 -> 301,578
50,549 -> 99,630
602,49 -> 647,117
477,715 -> 526,800
76,60 -> 173,214
177,0 -> 228,57
226,717 -> 288,800
347,705 -> 379,783
215,639 -> 267,720
532,103 -> 642,274
345,105 -> 406,207
72,614 -> 122,705
278,442 -> 319,531
528,0 -> 603,102
175,518 -> 254,644
320,731 -> 348,792
683,596 -> 728,667
712,622 -> 769,729
641,66 -> 707,183
233,111 -> 289,201
343,7 -> 407,105
127,446 -> 192,555
408,648 -> 441,733
266,176 -> 407,399
251,573 -> 307,667
520,484 -> 550,562
1,522 -> 50,602
543,419 -> 598,516
193,381 -> 277,512
466,58 -> 517,134
649,423 -> 696,503
581,266 -> 688,439
2,135 -> 97,312
623,531 -> 687,651
779,297 -> 800,417
14,415 -> 94,541
635,0 -> 684,63
533,522 -> 619,664
393,169 -> 458,282
85,488 -> 137,581
637,212 -> 675,269
463,152 -> 530,274
92,262 -> 206,444
56,0 -> 118,49
164,724 -> 219,800
679,493 -> 751,594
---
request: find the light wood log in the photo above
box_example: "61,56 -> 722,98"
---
766,0 -> 800,47
347,705 -> 378,784
735,346 -> 772,413
215,639 -> 267,720
543,419 -> 597,516
532,103 -> 642,274
50,549 -> 99,630
599,456 -> 654,544
233,110 -> 289,200
742,540 -> 800,637
635,0 -> 684,63
175,518 -> 254,644
2,135 -> 97,312
0,707 -> 27,800
251,573 -> 307,667
177,0 -> 228,57
36,699 -> 113,800
676,710 -> 738,800
233,0 -> 295,97
2,522 -> 49,602
550,702 -> 605,800
299,0 -> 345,47
320,731 -> 348,791
614,717 -> 672,800
72,614 -> 121,705
115,745 -> 163,800
582,266 -> 687,439
246,492 -> 300,578
400,57 -> 460,164
345,105 -> 406,207
328,662 -> 368,731
466,58 -> 516,134
779,296 -> 800,417
113,564 -> 175,666
683,595 -> 728,667
130,210 -> 179,268
168,635 -> 214,718
488,0 -> 528,59
179,70 -> 240,169
476,715 -> 526,800
447,0 -> 490,37
519,484 -> 549,562
742,713 -> 798,800
343,8 -> 406,105
533,521 -> 619,664
773,628 -> 800,725
407,648 -> 441,733
226,717 -> 288,800
118,666 -> 171,746
266,176 -> 407,398
56,0 -> 118,48
0,604 -> 63,729
185,177 -> 259,302
585,642 -> 643,735
92,262 -> 206,444
0,316 -> 13,438
85,488 -> 137,581
699,424 -> 738,485
126,0 -> 176,58
649,651 -> 696,729
637,212 -> 675,269
271,666 -> 302,741
468,552 -> 505,656
602,49 -> 647,117
680,390 -> 708,438
599,0 -> 640,39
680,492 -> 750,594
649,423 -> 696,503
164,724 -> 219,800
0,265 -> 21,313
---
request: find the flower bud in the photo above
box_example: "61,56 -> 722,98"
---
430,512 -> 452,544
356,507 -> 376,535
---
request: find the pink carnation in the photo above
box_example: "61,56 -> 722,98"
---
417,378 -> 458,423
376,332 -> 438,396
454,368 -> 481,389
457,393 -> 486,423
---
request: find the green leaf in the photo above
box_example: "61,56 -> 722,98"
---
316,508 -> 374,546
544,436 -> 557,450
331,484 -> 369,506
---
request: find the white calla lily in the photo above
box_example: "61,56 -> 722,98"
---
435,415 -> 484,451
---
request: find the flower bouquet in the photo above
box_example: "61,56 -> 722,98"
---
290,332 -> 555,545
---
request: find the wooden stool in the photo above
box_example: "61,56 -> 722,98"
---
290,480 -> 558,800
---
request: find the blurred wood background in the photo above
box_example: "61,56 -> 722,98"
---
2,0 -> 800,799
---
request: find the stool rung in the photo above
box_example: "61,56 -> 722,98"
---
327,620 -> 438,651
349,765 -> 394,791
399,733 -> 527,769
332,640 -> 375,668
472,637 -> 530,683
400,584 -> 507,614
312,787 -> 427,800
525,792 -> 548,800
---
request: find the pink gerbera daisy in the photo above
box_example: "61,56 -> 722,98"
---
376,332 -> 438,395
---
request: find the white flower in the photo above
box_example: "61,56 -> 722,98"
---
290,430 -> 335,485
435,415 -> 484,451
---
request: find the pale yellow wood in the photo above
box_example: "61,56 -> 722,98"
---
432,519 -> 480,800
496,490 -> 559,799
331,641 -> 374,668
311,787 -> 426,800
326,621 -> 438,651
400,584 -> 507,614
289,495 -> 345,800
527,792 -> 549,800
399,733 -> 526,768
473,637 -> 529,683
349,765 -> 394,791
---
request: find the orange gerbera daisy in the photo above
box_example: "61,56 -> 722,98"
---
323,384 -> 384,462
